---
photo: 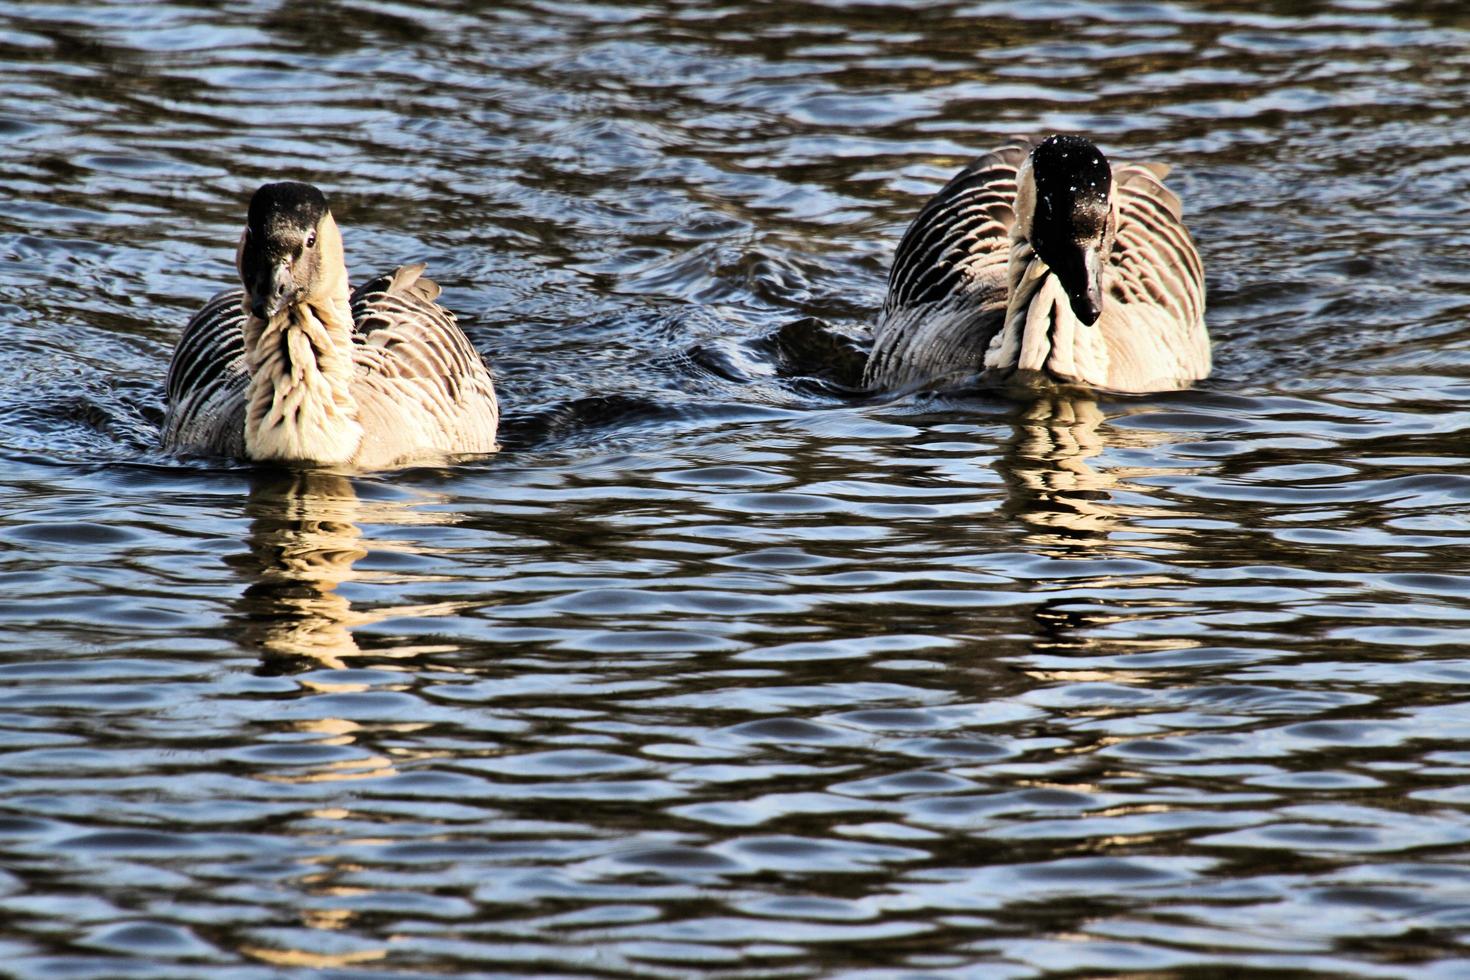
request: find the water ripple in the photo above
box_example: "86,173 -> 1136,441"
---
2,0 -> 1470,975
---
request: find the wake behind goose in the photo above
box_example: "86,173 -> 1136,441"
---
866,135 -> 1210,395
163,182 -> 499,469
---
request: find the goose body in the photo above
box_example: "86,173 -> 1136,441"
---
865,135 -> 1209,394
163,182 -> 498,470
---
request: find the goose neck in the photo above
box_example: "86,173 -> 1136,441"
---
242,288 -> 362,466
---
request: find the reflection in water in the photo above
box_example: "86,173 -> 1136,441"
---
999,396 -> 1205,554
228,471 -> 448,966
997,397 -> 1207,665
232,471 -> 372,673
230,470 -> 467,675
1000,396 -> 1116,546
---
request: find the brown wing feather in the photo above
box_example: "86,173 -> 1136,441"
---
162,289 -> 248,457
866,141 -> 1033,389
884,141 -> 1029,314
1110,162 -> 1205,326
1096,160 -> 1210,389
349,265 -> 499,468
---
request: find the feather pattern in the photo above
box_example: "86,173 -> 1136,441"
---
865,138 -> 1209,394
163,290 -> 249,459
864,143 -> 1028,390
349,265 -> 499,469
163,263 -> 498,469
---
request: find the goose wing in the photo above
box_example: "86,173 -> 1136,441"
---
866,141 -> 1031,389
349,264 -> 499,468
162,289 -> 249,457
1098,161 -> 1210,390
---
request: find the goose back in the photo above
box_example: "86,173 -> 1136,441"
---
865,138 -> 1209,393
349,264 -> 499,470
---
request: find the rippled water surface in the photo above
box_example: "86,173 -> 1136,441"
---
4,0 -> 1470,975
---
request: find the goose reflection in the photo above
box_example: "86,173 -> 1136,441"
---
230,470 -> 461,674
995,395 -> 1208,666
997,394 -> 1199,553
230,470 -> 371,672
223,471 -> 431,962
999,396 -> 1115,546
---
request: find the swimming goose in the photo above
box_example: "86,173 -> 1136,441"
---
865,135 -> 1209,394
163,182 -> 498,469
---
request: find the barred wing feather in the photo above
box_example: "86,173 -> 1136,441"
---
349,264 -> 499,469
866,142 -> 1029,389
162,289 -> 248,458
1097,164 -> 1209,391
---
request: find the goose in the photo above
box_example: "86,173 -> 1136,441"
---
865,135 -> 1209,394
163,182 -> 499,469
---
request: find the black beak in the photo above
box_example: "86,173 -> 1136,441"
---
249,259 -> 296,320
1055,243 -> 1105,326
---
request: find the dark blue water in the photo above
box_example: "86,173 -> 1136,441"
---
3,0 -> 1470,975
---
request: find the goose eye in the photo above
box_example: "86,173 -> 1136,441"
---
304,230 -> 317,249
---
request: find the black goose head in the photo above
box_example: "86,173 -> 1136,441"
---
1026,135 -> 1114,326
238,182 -> 330,320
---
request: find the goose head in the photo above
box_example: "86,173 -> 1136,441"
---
1014,135 -> 1115,326
236,182 -> 345,321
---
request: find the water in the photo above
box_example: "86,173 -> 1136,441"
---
3,0 -> 1470,975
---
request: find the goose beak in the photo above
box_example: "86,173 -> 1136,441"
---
1067,244 -> 1105,326
249,260 -> 297,320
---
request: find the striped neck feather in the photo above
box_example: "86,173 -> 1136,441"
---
243,294 -> 362,465
983,238 -> 1110,389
